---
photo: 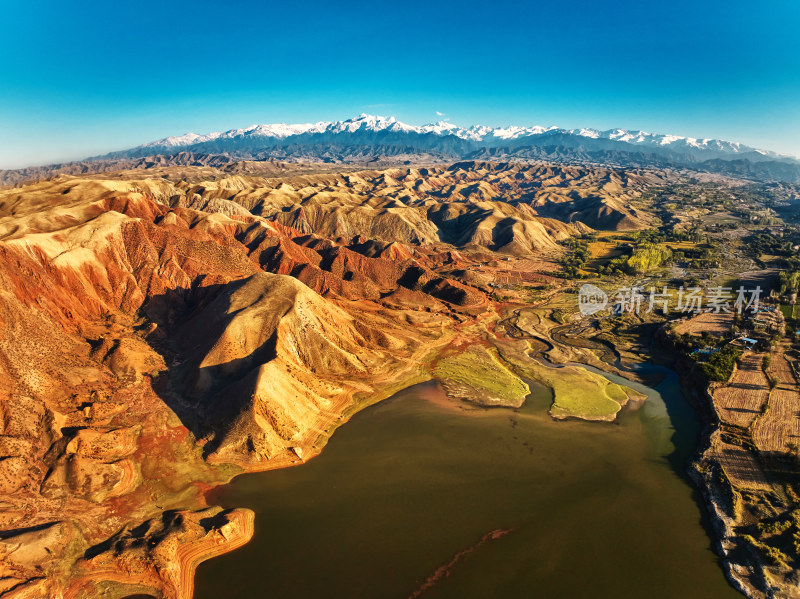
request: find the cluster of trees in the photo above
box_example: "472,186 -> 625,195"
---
665,227 -> 704,242
746,230 -> 800,261
597,241 -> 718,275
560,237 -> 591,278
627,244 -> 673,273
628,227 -> 700,244
596,231 -> 675,276
675,245 -> 720,269
597,255 -> 631,277
628,229 -> 666,244
672,331 -> 714,353
697,345 -> 742,382
741,534 -> 790,568
749,504 -> 800,567
670,330 -> 742,383
649,183 -> 739,211
779,269 -> 800,296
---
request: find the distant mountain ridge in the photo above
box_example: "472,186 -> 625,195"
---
91,114 -> 800,183
4,114 -> 800,185
134,114 -> 787,162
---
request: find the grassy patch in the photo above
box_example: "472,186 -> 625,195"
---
494,338 -> 644,421
522,360 -> 637,421
434,345 -> 529,405
780,304 -> 793,320
606,383 -> 630,404
545,366 -> 630,421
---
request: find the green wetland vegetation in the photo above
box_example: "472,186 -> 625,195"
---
196,368 -> 741,599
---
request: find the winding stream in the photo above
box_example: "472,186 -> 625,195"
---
196,365 -> 739,599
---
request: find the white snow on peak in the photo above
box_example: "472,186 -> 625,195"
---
137,114 -> 776,157
328,114 -> 404,134
659,134 -> 683,146
142,131 -> 224,148
418,121 -> 460,135
487,125 -> 546,140
575,128 -> 600,139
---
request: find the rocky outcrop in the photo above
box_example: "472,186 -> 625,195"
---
68,508 -> 254,599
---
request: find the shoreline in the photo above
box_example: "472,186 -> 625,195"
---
656,328 -> 782,599
194,338 -> 743,599
67,318 -> 769,599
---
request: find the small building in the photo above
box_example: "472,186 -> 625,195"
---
740,337 -> 758,350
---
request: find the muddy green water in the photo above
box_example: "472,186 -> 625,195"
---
195,366 -> 740,599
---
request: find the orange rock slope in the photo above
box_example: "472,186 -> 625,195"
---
0,170 -> 527,597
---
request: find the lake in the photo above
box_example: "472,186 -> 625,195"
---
195,366 -> 740,599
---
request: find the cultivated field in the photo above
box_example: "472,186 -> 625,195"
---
711,442 -> 772,491
713,352 -> 770,428
752,345 -> 800,454
673,312 -> 734,336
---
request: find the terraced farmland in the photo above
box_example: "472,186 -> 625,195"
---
710,441 -> 771,491
713,352 -> 770,428
752,345 -> 800,454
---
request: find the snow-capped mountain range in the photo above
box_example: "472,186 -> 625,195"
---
138,114 -> 780,159
4,114 -> 799,184
72,113 -> 800,183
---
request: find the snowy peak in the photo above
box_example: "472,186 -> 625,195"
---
143,131 -> 222,148
135,114 -> 786,161
144,121 -> 329,147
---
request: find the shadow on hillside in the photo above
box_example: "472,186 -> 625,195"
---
142,277 -> 277,456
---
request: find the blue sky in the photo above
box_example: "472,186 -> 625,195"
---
1,0 -> 798,168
